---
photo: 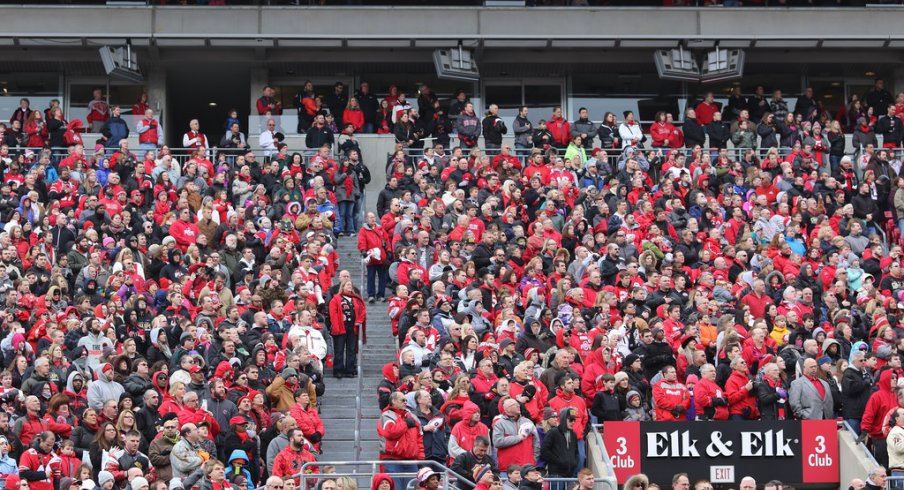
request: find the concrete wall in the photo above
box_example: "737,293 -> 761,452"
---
838,429 -> 879,490
3,5 -> 904,43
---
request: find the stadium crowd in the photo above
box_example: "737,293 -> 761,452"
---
0,74 -> 899,490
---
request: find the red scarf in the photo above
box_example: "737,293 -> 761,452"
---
344,173 -> 354,199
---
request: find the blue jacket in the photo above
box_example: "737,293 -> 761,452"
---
102,116 -> 130,149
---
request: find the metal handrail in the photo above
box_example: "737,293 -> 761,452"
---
297,460 -> 473,488
842,420 -> 880,466
590,424 -> 618,480
354,329 -> 364,461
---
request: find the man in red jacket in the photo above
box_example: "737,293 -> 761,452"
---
358,212 -> 391,302
725,357 -> 759,420
652,366 -> 691,421
546,107 -> 571,150
378,392 -> 424,489
694,364 -> 729,420
272,428 -> 316,484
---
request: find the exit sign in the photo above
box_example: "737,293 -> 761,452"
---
710,466 -> 735,483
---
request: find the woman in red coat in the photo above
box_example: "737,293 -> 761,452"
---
343,98 -> 365,133
329,280 -> 366,379
25,111 -> 47,148
289,391 -> 325,451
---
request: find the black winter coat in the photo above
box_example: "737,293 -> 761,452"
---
540,423 -> 579,476
841,366 -> 874,420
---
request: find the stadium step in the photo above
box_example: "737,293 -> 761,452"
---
319,235 -> 399,462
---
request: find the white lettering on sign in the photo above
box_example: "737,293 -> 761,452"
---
646,431 -> 701,458
710,466 -> 735,483
645,429 -> 796,458
740,430 -> 795,457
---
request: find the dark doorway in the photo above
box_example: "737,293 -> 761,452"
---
166,63 -> 250,148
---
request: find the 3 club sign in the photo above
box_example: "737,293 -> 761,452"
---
603,420 -> 838,485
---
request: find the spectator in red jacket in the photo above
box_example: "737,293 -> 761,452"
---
725,357 -> 759,420
547,375 -> 588,443
289,391 -> 324,452
378,392 -> 424,490
272,429 -> 316,484
328,280 -> 367,378
694,364 -> 729,420
177,392 -> 220,439
862,369 -> 898,468
546,107 -> 571,150
652,366 -> 691,421
695,92 -> 720,125
13,395 -> 70,447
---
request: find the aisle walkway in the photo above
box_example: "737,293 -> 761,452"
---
318,236 -> 398,462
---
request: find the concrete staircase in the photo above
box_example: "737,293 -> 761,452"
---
318,236 -> 398,463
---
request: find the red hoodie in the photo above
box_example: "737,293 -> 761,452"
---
548,388 -> 588,439
449,402 -> 489,458
581,349 -> 616,407
863,369 -> 898,439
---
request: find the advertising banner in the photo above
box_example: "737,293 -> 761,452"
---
603,420 -> 838,485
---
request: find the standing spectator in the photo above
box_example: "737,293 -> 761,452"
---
539,409 -> 578,482
171,424 -> 204,487
148,414 -> 179,484
87,364 -> 125,411
18,431 -> 58,490
866,79 -> 894,116
101,106 -> 129,153
571,108 -> 596,149
355,82 -> 379,134
334,159 -> 362,237
328,280 -> 366,379
492,399 -> 538,472
449,402 -> 489,461
10,98 -> 30,129
652,366 -> 690,422
451,436 -> 497,489
413,390 -> 447,465
695,93 -> 719,125
325,83 -> 348,128
756,362 -> 788,420
789,358 -> 833,420
862,369 -> 897,468
182,119 -> 209,155
724,357 -> 758,420
618,111 -> 643,149
887,408 -> 904,481
271,429 -> 315,484
456,103 -> 481,150
547,107 -> 571,150
512,106 -> 533,155
358,212 -> 390,303
256,86 -> 282,116
305,115 -> 334,150
682,109 -> 706,149
86,88 -> 110,133
258,120 -> 280,160
842,351 -> 875,435
377,392 -> 423,490
482,105 -> 506,155
136,109 -> 163,154
694,364 -> 728,421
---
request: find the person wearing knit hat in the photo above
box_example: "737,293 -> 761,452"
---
131,477 -> 150,490
98,471 -> 115,488
472,464 -> 494,486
